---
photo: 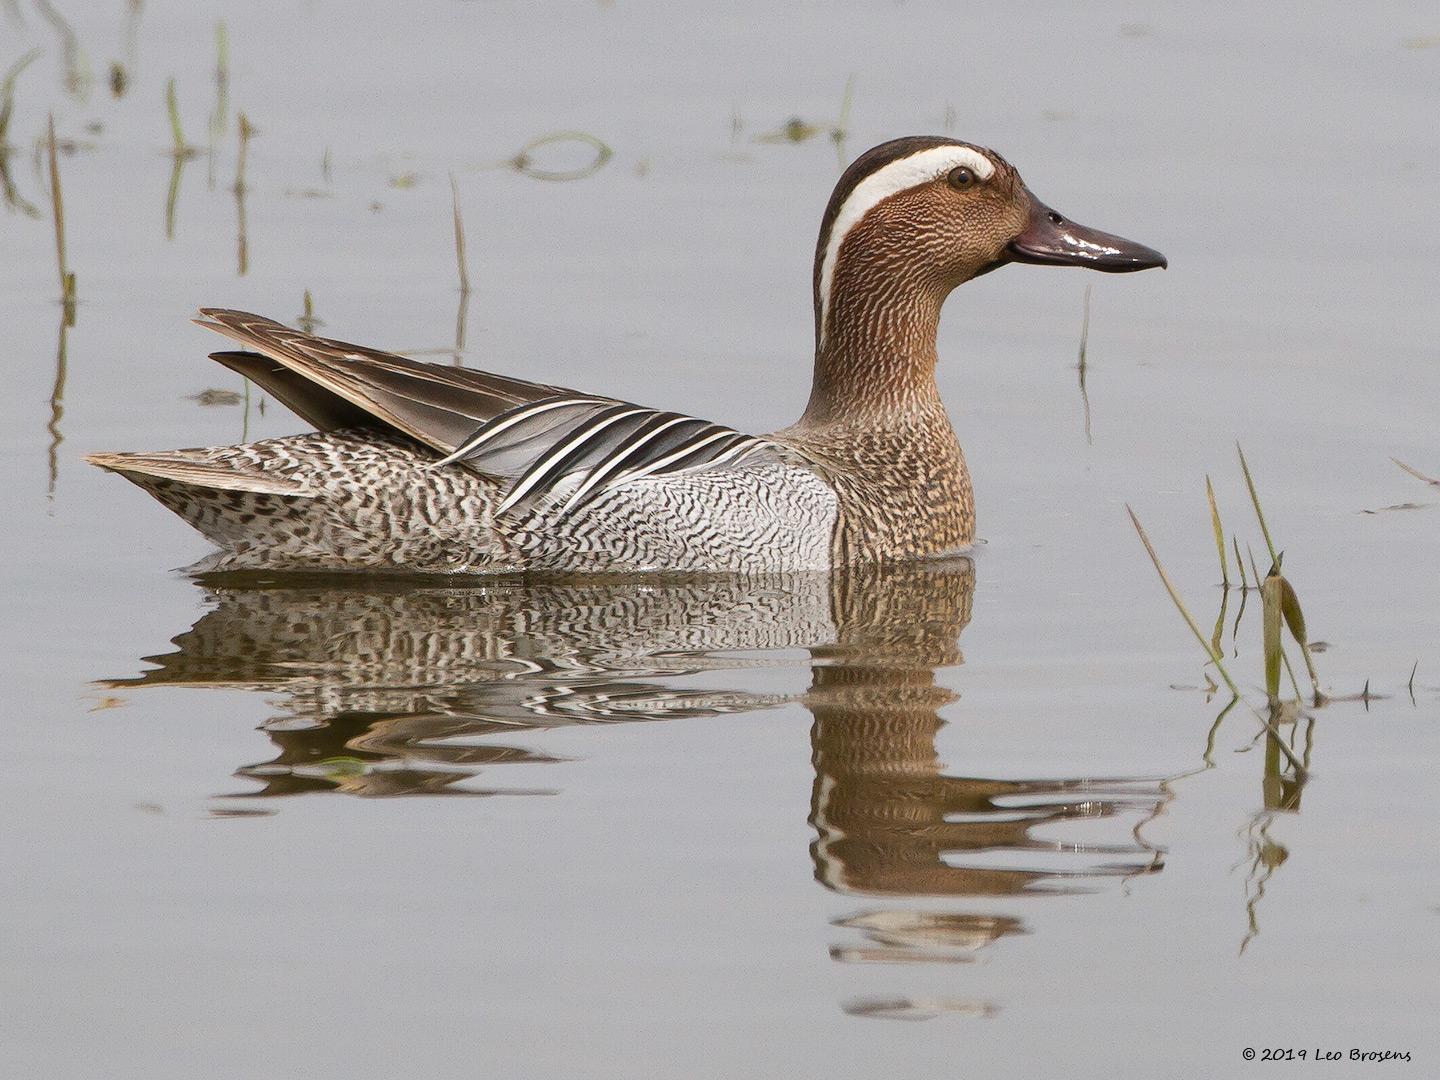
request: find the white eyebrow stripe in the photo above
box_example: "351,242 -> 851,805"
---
817,145 -> 995,347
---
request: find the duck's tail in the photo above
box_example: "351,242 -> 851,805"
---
85,451 -> 313,497
86,449 -> 317,554
87,431 -> 509,572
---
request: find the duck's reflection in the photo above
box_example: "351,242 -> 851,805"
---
109,560 -> 1165,1007
110,572 -> 826,796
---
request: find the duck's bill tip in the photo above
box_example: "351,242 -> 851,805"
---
1009,194 -> 1167,273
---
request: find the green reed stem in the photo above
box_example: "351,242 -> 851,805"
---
166,77 -> 186,152
1237,443 -> 1278,567
450,171 -> 470,296
1127,505 -> 1240,698
1205,475 -> 1228,587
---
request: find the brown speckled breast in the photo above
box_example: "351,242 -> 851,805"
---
778,404 -> 973,566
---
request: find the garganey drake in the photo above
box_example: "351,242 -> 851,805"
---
90,136 -> 1165,574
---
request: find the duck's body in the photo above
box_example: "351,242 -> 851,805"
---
91,137 -> 1163,574
106,424 -> 837,574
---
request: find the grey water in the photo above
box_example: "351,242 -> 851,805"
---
2,2 -> 1437,1077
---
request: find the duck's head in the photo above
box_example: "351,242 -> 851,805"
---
814,136 -> 1166,348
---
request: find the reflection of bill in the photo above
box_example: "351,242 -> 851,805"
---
106,559 -> 1165,1006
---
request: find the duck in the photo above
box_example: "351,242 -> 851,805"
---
89,136 -> 1165,574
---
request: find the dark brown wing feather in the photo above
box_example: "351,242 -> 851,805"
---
209,351 -> 375,431
196,309 -> 593,453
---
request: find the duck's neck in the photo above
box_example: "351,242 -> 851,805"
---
799,252 -> 949,427
782,249 -> 974,563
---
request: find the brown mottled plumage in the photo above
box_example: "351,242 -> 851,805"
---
90,137 -> 1164,573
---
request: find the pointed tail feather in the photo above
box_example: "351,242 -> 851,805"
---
86,451 -> 313,496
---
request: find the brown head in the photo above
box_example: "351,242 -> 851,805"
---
812,136 -> 1165,360
787,137 -> 1165,559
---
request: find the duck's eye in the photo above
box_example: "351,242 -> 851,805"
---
947,166 -> 976,191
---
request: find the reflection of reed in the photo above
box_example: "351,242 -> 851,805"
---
1237,715 -> 1312,954
163,77 -> 201,241
232,113 -> 252,274
164,150 -> 188,241
47,304 -> 68,495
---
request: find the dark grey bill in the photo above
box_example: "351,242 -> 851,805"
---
1008,190 -> 1167,272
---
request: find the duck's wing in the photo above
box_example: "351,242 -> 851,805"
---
196,308 -> 581,452
435,395 -> 787,519
197,309 -> 789,520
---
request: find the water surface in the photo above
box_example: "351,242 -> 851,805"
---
2,2 -> 1437,1077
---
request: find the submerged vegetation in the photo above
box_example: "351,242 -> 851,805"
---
753,74 -> 856,166
44,113 -> 70,495
504,130 -> 613,182
1,47 -> 42,215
